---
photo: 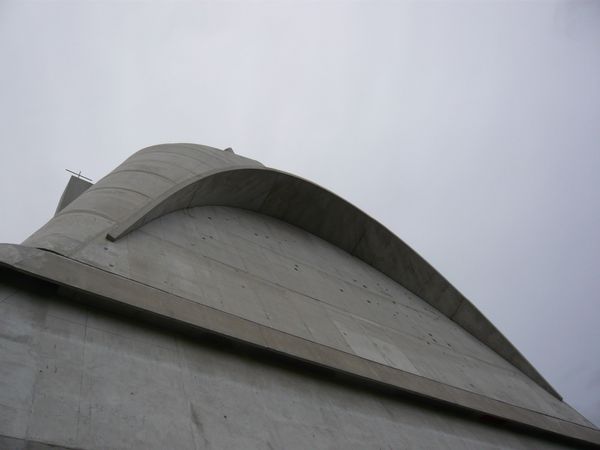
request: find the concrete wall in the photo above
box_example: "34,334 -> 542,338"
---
0,271 -> 577,450
70,205 -> 591,430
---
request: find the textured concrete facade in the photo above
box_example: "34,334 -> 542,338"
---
1,144 -> 599,448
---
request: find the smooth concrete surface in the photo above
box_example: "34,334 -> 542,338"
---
104,206 -> 586,425
0,270 -> 591,449
23,144 -> 557,400
1,241 -> 599,447
55,176 -> 93,215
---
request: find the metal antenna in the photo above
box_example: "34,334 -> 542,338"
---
65,169 -> 93,182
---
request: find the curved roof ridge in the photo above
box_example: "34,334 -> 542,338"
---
105,166 -> 561,400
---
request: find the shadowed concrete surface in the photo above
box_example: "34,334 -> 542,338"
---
1,144 -> 599,448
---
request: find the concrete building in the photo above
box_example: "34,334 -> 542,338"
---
0,143 -> 598,449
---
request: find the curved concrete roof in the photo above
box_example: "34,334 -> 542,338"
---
24,144 -> 557,400
106,167 -> 562,399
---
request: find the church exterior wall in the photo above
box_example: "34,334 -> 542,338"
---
0,271 -> 576,450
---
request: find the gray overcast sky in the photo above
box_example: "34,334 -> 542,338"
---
1,0 -> 599,426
